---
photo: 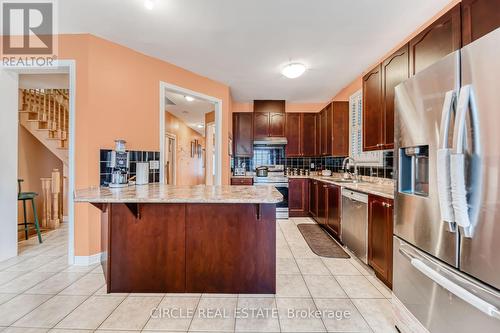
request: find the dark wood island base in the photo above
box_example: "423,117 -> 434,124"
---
96,203 -> 276,294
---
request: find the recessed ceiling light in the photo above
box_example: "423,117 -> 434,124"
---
281,63 -> 306,79
185,96 -> 195,102
197,124 -> 204,129
144,0 -> 155,10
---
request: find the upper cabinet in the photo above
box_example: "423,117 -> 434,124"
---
363,64 -> 383,151
461,0 -> 500,46
318,102 -> 349,156
253,100 -> 286,139
409,4 -> 461,76
232,112 -> 253,157
285,113 -> 302,157
302,113 -> 317,156
381,44 -> 409,150
285,112 -> 318,157
331,102 -> 349,156
320,105 -> 330,156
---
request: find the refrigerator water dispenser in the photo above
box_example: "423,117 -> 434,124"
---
399,145 -> 429,196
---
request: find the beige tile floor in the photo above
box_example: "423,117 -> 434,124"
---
0,218 -> 396,333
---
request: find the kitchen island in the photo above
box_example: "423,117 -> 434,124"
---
74,184 -> 282,294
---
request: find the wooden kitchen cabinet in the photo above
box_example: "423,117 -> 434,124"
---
253,112 -> 270,140
461,0 -> 500,46
317,182 -> 327,226
302,113 -> 317,156
316,113 -> 322,157
285,113 -> 302,157
269,112 -> 286,137
230,177 -> 253,186
309,179 -> 319,217
363,45 -> 408,151
320,105 -> 330,156
233,112 -> 253,157
289,178 -> 309,217
381,44 -> 409,150
331,102 -> 349,156
363,64 -> 383,151
325,184 -> 341,240
409,4 -> 461,76
368,195 -> 394,289
253,100 -> 286,139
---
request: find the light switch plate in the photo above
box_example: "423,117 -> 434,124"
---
149,160 -> 160,170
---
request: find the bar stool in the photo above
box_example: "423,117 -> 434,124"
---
17,179 -> 43,243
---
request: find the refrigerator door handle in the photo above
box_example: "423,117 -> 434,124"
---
437,90 -> 457,231
450,85 -> 482,237
399,247 -> 500,320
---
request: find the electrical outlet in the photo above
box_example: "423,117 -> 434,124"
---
149,160 -> 160,170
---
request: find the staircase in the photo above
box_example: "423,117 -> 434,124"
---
18,89 -> 69,165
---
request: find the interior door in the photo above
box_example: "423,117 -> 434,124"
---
459,28 -> 500,290
165,136 -> 175,185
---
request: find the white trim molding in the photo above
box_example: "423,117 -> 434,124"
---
73,252 -> 106,266
3,60 -> 77,266
159,81 -> 223,185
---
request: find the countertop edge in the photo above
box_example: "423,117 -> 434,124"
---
287,175 -> 395,200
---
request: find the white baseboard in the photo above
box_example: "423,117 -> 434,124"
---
73,252 -> 106,266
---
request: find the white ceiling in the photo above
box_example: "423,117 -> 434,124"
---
165,90 -> 214,135
58,0 -> 451,102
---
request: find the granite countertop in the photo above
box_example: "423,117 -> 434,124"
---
288,175 -> 395,199
74,183 -> 283,204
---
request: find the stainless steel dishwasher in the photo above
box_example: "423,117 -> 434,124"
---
341,188 -> 369,263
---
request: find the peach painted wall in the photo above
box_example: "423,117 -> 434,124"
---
332,0 -> 461,101
55,34 -> 232,257
165,112 -> 205,185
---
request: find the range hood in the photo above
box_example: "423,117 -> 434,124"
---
253,137 -> 288,145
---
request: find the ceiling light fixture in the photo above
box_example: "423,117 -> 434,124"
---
185,96 -> 195,102
197,124 -> 204,129
144,0 -> 155,10
281,63 -> 306,79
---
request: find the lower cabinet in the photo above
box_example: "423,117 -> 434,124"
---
368,195 -> 394,288
305,180 -> 341,241
231,177 -> 253,186
325,184 -> 341,240
289,178 -> 309,217
317,182 -> 327,226
309,179 -> 319,217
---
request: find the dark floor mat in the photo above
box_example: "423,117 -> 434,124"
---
297,224 -> 350,258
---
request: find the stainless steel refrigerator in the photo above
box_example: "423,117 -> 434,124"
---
393,28 -> 500,332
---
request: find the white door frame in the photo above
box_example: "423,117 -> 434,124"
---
159,81 -> 223,185
165,132 -> 177,185
2,60 -> 77,265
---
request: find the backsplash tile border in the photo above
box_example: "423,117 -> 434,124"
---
232,149 -> 394,179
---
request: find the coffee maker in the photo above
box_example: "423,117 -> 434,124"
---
109,139 -> 130,188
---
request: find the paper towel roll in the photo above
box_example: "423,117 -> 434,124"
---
136,162 -> 149,185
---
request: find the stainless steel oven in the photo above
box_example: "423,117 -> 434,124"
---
254,181 -> 288,219
253,165 -> 289,219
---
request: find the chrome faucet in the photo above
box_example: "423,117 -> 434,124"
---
342,157 -> 359,183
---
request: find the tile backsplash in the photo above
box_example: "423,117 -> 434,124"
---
100,149 -> 161,186
232,148 -> 394,179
